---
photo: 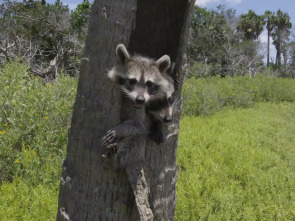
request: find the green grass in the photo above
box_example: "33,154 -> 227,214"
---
176,102 -> 295,220
1,62 -> 295,220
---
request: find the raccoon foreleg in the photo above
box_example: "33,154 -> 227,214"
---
115,135 -> 145,169
148,122 -> 165,144
102,120 -> 147,147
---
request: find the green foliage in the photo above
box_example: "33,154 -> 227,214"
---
71,0 -> 91,35
176,102 -> 295,220
182,75 -> 295,116
237,10 -> 265,40
187,62 -> 221,78
189,5 -> 234,64
0,61 -> 77,184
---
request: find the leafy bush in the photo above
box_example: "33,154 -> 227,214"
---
182,75 -> 295,116
0,61 -> 77,185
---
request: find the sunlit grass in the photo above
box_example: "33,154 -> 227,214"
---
176,102 -> 295,220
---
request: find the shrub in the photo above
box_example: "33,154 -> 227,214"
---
0,62 -> 77,184
182,75 -> 295,116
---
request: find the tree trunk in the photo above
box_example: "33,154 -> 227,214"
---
277,29 -> 282,73
56,1 -> 195,221
267,30 -> 270,68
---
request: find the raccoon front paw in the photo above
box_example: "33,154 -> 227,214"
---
102,129 -> 116,146
149,130 -> 164,144
102,143 -> 119,158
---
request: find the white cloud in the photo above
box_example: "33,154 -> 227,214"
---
195,0 -> 220,7
196,0 -> 243,7
259,30 -> 269,44
67,3 -> 78,10
226,0 -> 242,5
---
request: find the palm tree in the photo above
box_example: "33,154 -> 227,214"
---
237,10 -> 265,41
263,11 -> 275,67
272,9 -> 292,74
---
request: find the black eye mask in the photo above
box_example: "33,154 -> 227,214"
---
119,77 -> 137,91
146,81 -> 160,95
146,97 -> 169,111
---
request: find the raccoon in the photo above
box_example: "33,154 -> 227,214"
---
146,94 -> 175,144
145,63 -> 178,143
102,44 -> 175,168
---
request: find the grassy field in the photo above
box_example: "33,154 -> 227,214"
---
176,103 -> 295,220
1,62 -> 295,220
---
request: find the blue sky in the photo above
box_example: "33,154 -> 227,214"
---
46,0 -> 82,10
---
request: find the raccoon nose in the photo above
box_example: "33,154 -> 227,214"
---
164,116 -> 172,123
135,96 -> 145,105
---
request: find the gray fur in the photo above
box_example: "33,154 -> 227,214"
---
103,44 -> 175,168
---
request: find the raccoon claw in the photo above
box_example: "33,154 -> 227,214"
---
102,129 -> 116,146
102,143 -> 119,158
149,130 -> 165,144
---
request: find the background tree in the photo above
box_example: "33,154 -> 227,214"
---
237,10 -> 265,41
188,5 -> 238,77
188,5 -> 264,78
56,0 -> 195,220
264,10 -> 276,67
288,40 -> 295,77
272,9 -> 292,74
71,0 -> 91,39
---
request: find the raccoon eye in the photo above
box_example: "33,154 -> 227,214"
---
168,97 -> 173,104
146,81 -> 155,88
129,78 -> 137,85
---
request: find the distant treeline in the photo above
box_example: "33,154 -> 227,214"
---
188,5 -> 295,78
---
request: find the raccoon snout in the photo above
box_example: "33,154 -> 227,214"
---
164,116 -> 172,123
135,96 -> 145,105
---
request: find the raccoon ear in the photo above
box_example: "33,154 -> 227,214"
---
116,44 -> 130,64
155,55 -> 170,73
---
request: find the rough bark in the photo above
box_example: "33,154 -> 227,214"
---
56,0 -> 195,220
267,30 -> 270,68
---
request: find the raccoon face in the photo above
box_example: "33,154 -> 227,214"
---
107,44 -> 172,109
119,76 -> 160,109
146,95 -> 174,123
